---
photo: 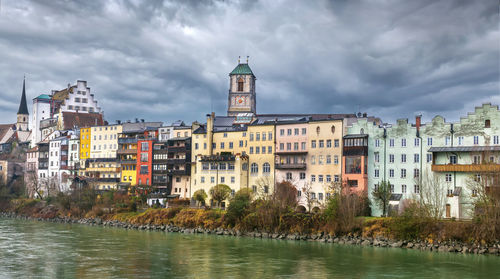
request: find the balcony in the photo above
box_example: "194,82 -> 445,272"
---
117,148 -> 137,155
275,163 -> 307,170
275,150 -> 308,155
168,169 -> 189,175
432,164 -> 500,172
118,138 -> 138,144
97,178 -> 120,182
168,146 -> 187,153
166,158 -> 186,164
61,145 -> 68,151
120,159 -> 137,164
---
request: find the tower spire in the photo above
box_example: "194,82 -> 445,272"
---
17,76 -> 29,115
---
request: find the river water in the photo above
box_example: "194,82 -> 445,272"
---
0,218 -> 498,278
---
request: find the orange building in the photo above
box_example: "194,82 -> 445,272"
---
342,134 -> 368,193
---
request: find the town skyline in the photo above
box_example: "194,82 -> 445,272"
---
0,0 -> 497,125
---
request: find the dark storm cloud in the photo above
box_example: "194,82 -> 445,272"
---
0,0 -> 497,125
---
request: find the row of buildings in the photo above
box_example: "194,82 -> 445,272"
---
1,61 -> 499,218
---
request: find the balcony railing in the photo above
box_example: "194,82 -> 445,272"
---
432,164 -> 500,172
117,149 -> 137,155
118,138 -> 138,144
168,169 -> 189,175
168,146 -> 187,153
275,150 -> 308,155
120,159 -> 137,164
166,158 -> 186,164
275,163 -> 307,170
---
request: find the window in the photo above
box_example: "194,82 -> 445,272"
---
474,174 -> 481,182
414,168 -> 420,178
228,163 -> 235,170
141,153 -> 148,162
262,133 -> 266,141
414,185 -> 420,194
311,140 -> 316,148
231,177 -> 235,183
326,175 -> 331,182
450,155 -> 457,164
445,173 -> 452,182
334,175 -> 339,182
318,193 -> 324,201
375,139 -> 380,147
445,136 -> 451,146
293,128 -> 299,135
268,132 -> 273,141
494,136 -> 499,145
458,136 -> 464,145
334,155 -> 339,165
401,138 -> 406,147
249,147 -> 254,154
211,177 -> 215,183
301,142 -> 306,150
141,142 -> 149,151
414,138 -> 420,147
280,129 -> 284,136
401,169 -> 406,178
326,140 -> 332,148
389,169 -> 394,178
201,177 -> 205,183
250,133 -> 254,141
473,155 -> 481,164
414,154 -> 419,163
374,168 -> 380,178
287,129 -> 292,136
401,154 -> 406,163
286,172 -> 292,180
202,163 -> 209,170
318,155 -> 323,165
485,119 -> 491,128
401,184 -> 406,194
294,142 -> 299,150
220,142 -> 224,149
287,143 -> 291,150
263,163 -> 270,173
318,175 -> 324,182
219,163 -> 227,170
311,156 -> 316,164
256,133 -> 260,141
390,184 -> 394,193
210,163 -> 217,170
251,163 -> 258,174
256,146 -> 260,154
262,146 -> 266,154
311,175 -> 316,182
229,142 -> 233,149
140,165 -> 148,174
300,172 -> 306,180
389,139 -> 394,147
220,177 -> 225,183
238,79 -> 244,91
279,143 -> 284,150
474,136 -> 479,145
374,152 -> 380,163
334,139 -> 339,147
268,146 -> 272,153
389,154 -> 394,163
427,137 -> 433,146
319,140 -> 324,148
326,155 -> 332,164
239,140 -> 244,147
302,128 -> 306,135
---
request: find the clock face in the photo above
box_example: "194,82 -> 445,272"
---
238,98 -> 243,104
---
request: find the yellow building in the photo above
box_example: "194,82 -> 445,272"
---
90,124 -> 123,158
80,127 -> 91,160
190,113 -> 250,205
118,131 -> 138,186
247,122 -> 275,195
305,119 -> 343,209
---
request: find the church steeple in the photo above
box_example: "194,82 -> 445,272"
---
16,76 -> 29,131
227,57 -> 256,116
17,77 -> 29,115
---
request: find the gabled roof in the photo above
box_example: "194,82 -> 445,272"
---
17,78 -> 29,115
62,112 -> 104,130
230,63 -> 254,75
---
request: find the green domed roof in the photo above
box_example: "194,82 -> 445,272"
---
230,63 -> 254,75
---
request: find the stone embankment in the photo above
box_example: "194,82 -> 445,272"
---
1,212 -> 499,256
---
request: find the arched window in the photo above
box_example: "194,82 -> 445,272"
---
251,163 -> 258,173
360,128 -> 364,134
238,78 -> 244,91
331,125 -> 335,134
316,126 -> 320,134
263,162 -> 270,173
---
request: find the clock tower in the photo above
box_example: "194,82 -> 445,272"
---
227,58 -> 256,116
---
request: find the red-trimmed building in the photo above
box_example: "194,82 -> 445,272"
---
136,129 -> 157,186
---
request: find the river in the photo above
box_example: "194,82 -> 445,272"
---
0,218 -> 498,278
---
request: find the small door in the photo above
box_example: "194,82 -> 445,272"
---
446,204 -> 451,218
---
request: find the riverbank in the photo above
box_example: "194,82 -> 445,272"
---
1,210 -> 499,256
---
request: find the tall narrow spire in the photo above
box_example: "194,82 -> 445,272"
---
17,76 -> 28,115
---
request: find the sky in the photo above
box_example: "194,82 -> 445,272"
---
0,0 -> 498,125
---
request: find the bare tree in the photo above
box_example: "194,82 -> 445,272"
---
301,182 -> 317,213
372,180 -> 392,217
417,171 -> 447,219
25,171 -> 43,199
254,176 -> 274,200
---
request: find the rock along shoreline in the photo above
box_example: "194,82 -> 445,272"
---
1,212 -> 499,256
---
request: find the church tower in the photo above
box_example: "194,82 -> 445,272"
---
227,57 -> 256,116
16,77 -> 29,131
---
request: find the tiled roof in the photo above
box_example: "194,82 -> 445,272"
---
230,63 -> 254,75
62,112 -> 104,130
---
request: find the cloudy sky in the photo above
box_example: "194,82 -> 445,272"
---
0,0 -> 498,125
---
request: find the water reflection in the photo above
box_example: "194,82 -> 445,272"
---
0,218 -> 498,278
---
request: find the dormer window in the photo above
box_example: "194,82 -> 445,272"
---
238,78 -> 244,91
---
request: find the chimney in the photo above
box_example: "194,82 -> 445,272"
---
135,118 -> 139,123
116,120 -> 121,124
141,119 -> 145,123
207,112 -> 215,156
363,113 -> 367,117
416,115 -> 422,137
